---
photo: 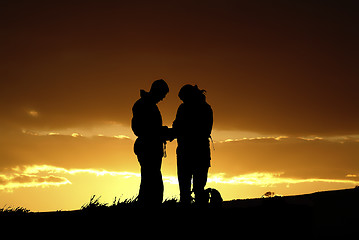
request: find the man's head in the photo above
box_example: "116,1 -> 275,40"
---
149,79 -> 169,103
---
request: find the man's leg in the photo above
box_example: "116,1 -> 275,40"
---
139,156 -> 164,208
138,154 -> 150,207
148,155 -> 163,207
153,168 -> 164,206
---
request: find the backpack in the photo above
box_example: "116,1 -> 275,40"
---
204,188 -> 223,208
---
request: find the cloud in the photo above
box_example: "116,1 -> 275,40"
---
208,172 -> 359,187
2,127 -> 359,186
0,165 -> 142,192
219,136 -> 289,143
71,132 -> 82,138
0,173 -> 71,192
20,165 -> 141,178
2,164 -> 357,194
113,135 -> 131,140
27,110 -> 39,118
0,131 -> 137,172
0,164 -> 179,194
212,137 -> 359,180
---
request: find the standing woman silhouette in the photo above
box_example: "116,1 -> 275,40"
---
172,84 -> 213,206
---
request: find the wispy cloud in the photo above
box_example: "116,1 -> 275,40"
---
207,172 -> 359,187
27,110 -> 39,118
21,129 -> 132,140
218,135 -> 359,144
113,135 -> 131,140
19,165 -> 140,178
0,173 -> 70,191
219,136 -> 289,143
2,165 -> 358,192
0,165 -> 140,192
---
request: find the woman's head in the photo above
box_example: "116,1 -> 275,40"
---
178,84 -> 206,103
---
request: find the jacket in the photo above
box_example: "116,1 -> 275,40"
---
173,101 -> 213,164
131,90 -> 168,157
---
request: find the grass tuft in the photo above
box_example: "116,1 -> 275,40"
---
81,195 -> 108,210
0,205 -> 30,214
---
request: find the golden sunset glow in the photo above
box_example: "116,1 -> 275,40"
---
1,1 -> 359,211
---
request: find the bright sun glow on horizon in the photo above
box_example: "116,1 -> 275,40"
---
2,125 -> 359,211
1,164 -> 359,211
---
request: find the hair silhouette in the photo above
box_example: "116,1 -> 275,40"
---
173,84 -> 213,206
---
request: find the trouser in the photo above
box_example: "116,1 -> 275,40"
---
137,153 -> 164,208
177,160 -> 209,206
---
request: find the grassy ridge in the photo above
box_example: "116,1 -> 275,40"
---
1,188 -> 359,237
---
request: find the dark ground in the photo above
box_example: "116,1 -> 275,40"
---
1,187 -> 358,237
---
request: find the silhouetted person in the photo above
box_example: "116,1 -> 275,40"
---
172,84 -> 213,206
131,79 -> 172,207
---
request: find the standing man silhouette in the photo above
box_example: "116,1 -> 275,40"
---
173,84 -> 213,206
131,79 -> 172,207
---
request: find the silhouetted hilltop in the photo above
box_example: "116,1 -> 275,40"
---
2,187 -> 358,236
222,187 -> 359,236
224,186 -> 359,209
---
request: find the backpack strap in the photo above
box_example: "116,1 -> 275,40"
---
163,141 -> 167,158
210,135 -> 215,151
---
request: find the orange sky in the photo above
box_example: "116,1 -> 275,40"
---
1,0 -> 359,211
